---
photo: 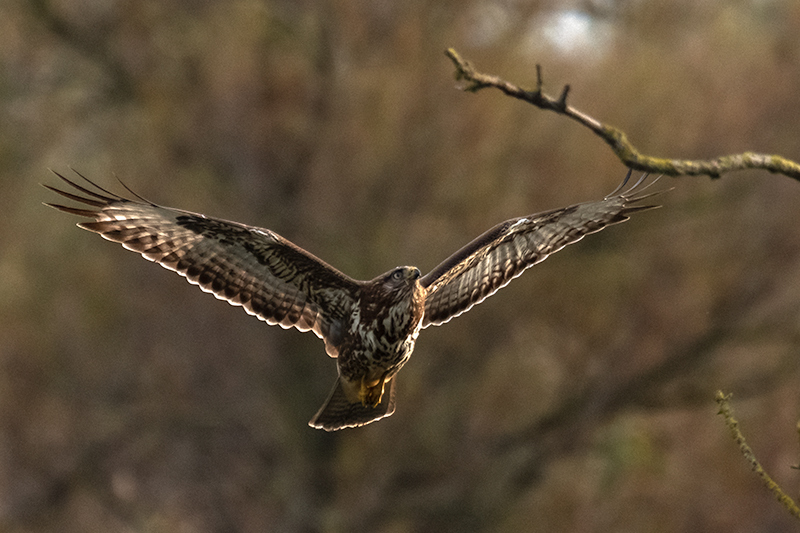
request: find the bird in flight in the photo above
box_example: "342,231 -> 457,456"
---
45,170 -> 663,431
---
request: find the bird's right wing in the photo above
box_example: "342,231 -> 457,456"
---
420,172 -> 664,327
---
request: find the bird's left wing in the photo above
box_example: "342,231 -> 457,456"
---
420,172 -> 664,328
44,170 -> 359,356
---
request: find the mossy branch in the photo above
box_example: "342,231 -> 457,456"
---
445,48 -> 800,181
715,391 -> 800,521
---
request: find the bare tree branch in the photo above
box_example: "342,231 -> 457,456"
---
445,48 -> 800,181
715,391 -> 800,521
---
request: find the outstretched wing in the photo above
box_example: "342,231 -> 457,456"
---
420,172 -> 664,327
44,170 -> 359,356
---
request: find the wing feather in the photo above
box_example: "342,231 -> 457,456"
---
44,170 -> 359,355
420,172 -> 664,327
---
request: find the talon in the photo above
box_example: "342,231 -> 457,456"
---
359,374 -> 388,407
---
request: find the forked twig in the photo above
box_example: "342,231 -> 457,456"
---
445,48 -> 800,181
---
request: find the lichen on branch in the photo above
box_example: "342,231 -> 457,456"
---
715,391 -> 800,521
445,48 -> 800,181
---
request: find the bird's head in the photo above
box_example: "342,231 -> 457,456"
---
373,266 -> 422,300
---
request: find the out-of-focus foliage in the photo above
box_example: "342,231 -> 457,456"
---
2,0 -> 800,531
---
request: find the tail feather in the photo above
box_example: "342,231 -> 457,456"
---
308,377 -> 397,431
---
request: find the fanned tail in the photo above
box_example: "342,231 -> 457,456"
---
308,377 -> 397,431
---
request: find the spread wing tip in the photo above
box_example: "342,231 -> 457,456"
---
611,171 -> 670,202
610,172 -> 670,215
43,169 -> 144,218
42,202 -> 101,218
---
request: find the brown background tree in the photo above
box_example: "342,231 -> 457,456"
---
2,1 -> 800,531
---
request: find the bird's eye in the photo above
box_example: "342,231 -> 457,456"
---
391,269 -> 404,281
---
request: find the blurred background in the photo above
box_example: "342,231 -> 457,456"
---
2,0 -> 800,531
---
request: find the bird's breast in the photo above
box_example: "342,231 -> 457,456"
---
338,294 -> 424,379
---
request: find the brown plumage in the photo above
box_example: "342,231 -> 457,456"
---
44,169 -> 664,430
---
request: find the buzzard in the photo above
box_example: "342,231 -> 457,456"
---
45,170 -> 663,431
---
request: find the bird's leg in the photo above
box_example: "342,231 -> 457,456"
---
359,373 -> 388,407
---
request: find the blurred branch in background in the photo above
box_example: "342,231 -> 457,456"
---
446,48 -> 800,181
715,391 -> 800,521
29,0 -> 134,99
